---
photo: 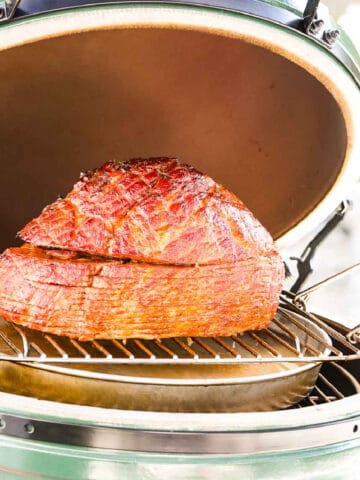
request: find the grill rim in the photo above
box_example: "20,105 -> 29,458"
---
0,386 -> 359,432
0,394 -> 359,454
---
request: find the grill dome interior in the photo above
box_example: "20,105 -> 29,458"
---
0,27 -> 346,251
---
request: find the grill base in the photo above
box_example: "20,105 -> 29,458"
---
0,319 -> 358,478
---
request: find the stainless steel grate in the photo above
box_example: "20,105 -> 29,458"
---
0,295 -> 358,364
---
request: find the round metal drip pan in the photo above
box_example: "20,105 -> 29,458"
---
0,312 -> 331,412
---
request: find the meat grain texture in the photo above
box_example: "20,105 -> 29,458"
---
0,158 -> 284,339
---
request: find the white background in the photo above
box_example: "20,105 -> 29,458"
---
325,0 -> 360,48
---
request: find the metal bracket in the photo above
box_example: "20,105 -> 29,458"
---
347,325 -> 360,344
303,0 -> 320,34
289,200 -> 351,294
0,0 -> 20,21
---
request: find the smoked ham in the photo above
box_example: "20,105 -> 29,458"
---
0,158 -> 284,339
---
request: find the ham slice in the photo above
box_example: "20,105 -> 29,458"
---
0,244 -> 283,340
0,158 -> 284,339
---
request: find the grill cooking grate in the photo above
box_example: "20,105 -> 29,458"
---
0,295 -> 358,364
294,362 -> 359,408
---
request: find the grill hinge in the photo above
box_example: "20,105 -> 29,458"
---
303,0 -> 340,46
303,0 -> 321,34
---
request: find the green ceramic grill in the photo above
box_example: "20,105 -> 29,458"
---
0,1 -> 359,478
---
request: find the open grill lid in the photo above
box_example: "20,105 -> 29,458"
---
0,1 -> 358,252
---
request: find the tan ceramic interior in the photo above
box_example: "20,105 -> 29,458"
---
0,27 -> 346,251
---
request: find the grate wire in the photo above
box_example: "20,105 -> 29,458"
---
0,301 -> 358,365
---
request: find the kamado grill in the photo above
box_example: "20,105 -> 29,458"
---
0,0 -> 359,478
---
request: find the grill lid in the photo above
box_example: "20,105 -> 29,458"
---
0,2 -> 359,252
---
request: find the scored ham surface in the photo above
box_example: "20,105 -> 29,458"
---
20,158 -> 276,265
0,158 -> 284,339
